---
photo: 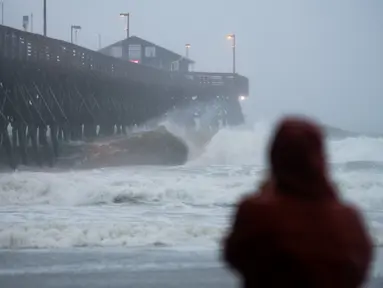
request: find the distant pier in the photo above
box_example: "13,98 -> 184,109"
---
0,25 -> 249,169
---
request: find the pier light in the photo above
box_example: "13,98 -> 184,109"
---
70,25 -> 81,44
226,33 -> 236,74
120,12 -> 130,39
185,43 -> 191,58
227,34 -> 235,41
239,95 -> 247,101
96,33 -> 102,50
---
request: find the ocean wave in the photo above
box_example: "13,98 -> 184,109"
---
324,125 -> 382,140
333,161 -> 383,172
1,121 -> 383,250
328,136 -> 383,163
0,161 -> 382,250
0,166 -> 260,207
1,206 -> 383,250
188,122 -> 383,166
0,206 -> 225,249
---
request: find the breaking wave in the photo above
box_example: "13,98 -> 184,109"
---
0,121 -> 382,249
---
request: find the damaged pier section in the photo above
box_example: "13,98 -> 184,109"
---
0,25 -> 249,169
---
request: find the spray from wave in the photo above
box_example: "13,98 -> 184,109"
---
176,119 -> 383,168
1,116 -> 383,249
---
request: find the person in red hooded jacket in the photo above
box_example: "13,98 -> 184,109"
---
223,116 -> 373,288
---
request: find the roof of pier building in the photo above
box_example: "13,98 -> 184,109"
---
98,36 -> 195,73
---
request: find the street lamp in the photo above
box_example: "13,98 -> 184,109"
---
227,33 -> 236,74
43,0 -> 46,36
185,43 -> 191,58
120,13 -> 130,39
1,0 -> 4,25
97,33 -> 102,50
31,13 -> 33,32
71,25 -> 81,44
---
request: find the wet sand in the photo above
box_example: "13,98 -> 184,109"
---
0,247 -> 381,288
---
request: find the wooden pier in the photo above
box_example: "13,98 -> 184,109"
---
0,25 -> 249,169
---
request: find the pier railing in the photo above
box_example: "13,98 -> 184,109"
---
0,25 -> 248,95
0,25 -> 189,86
182,72 -> 249,97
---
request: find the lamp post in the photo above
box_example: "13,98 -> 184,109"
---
185,43 -> 191,58
43,0 -> 46,36
71,25 -> 81,44
97,33 -> 102,50
22,15 -> 29,31
120,13 -> 130,39
1,0 -> 4,25
226,33 -> 236,74
31,13 -> 33,32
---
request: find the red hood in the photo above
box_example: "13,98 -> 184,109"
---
268,116 -> 336,200
223,117 -> 373,288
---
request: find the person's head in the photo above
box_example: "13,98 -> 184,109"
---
268,116 -> 335,200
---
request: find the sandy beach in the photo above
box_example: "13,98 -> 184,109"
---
0,247 -> 382,288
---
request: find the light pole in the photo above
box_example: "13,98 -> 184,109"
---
1,0 -> 4,25
185,43 -> 191,58
120,13 -> 130,39
43,0 -> 46,36
227,33 -> 236,74
97,33 -> 102,50
22,15 -> 28,31
71,25 -> 81,44
31,13 -> 33,32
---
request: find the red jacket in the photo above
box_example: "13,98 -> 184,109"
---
223,117 -> 373,288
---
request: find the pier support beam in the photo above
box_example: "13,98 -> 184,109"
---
29,124 -> 41,166
17,123 -> 28,165
50,124 -> 59,157
1,124 -> 15,169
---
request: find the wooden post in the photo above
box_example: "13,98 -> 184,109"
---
17,123 -> 28,165
29,124 -> 41,166
1,124 -> 16,169
50,124 -> 59,157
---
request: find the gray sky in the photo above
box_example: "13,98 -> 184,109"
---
4,0 -> 383,133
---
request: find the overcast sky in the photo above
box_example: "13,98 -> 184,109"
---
4,0 -> 382,133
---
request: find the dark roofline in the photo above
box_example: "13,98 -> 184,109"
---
98,36 -> 195,64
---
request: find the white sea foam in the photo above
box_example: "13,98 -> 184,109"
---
0,121 -> 382,249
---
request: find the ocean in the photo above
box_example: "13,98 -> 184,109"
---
0,121 -> 383,287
